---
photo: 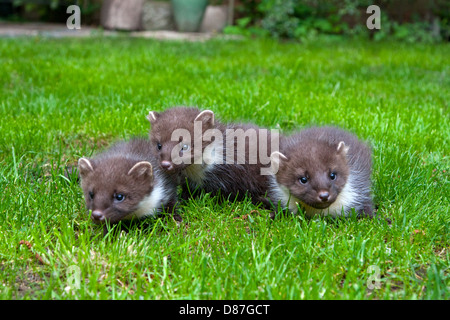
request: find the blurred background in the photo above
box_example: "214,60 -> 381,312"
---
0,0 -> 449,42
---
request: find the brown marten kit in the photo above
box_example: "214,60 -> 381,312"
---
146,106 -> 277,207
269,127 -> 374,218
78,138 -> 178,224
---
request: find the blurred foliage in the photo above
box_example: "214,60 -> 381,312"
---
225,0 -> 450,42
3,0 -> 449,41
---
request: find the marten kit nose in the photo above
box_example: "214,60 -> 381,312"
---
91,210 -> 105,222
318,191 -> 330,202
161,160 -> 174,171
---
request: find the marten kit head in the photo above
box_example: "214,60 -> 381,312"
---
147,106 -> 216,173
78,156 -> 154,224
271,138 -> 350,210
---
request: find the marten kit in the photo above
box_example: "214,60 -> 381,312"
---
78,138 -> 177,225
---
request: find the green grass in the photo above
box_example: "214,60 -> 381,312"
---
0,36 -> 448,300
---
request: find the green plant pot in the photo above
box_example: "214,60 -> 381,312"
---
171,0 -> 208,32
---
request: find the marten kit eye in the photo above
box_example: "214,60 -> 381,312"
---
156,142 -> 162,150
330,172 -> 337,180
299,177 -> 308,184
89,191 -> 94,200
114,193 -> 125,202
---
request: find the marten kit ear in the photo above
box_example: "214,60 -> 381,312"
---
147,111 -> 159,124
127,161 -> 153,180
337,141 -> 349,155
270,151 -> 288,174
78,157 -> 94,178
194,110 -> 215,128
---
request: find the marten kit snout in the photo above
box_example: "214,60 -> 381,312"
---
270,127 -> 374,218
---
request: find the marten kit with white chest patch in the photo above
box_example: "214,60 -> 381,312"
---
78,138 -> 178,224
269,127 -> 374,218
146,106 -> 277,207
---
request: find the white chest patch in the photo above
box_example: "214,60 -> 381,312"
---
268,178 -> 300,213
324,179 -> 357,217
184,163 -> 208,185
132,182 -> 166,219
184,138 -> 223,187
272,177 -> 357,218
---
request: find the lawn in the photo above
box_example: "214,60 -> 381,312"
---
0,35 -> 448,300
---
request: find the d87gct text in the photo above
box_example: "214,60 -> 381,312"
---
223,304 -> 270,315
